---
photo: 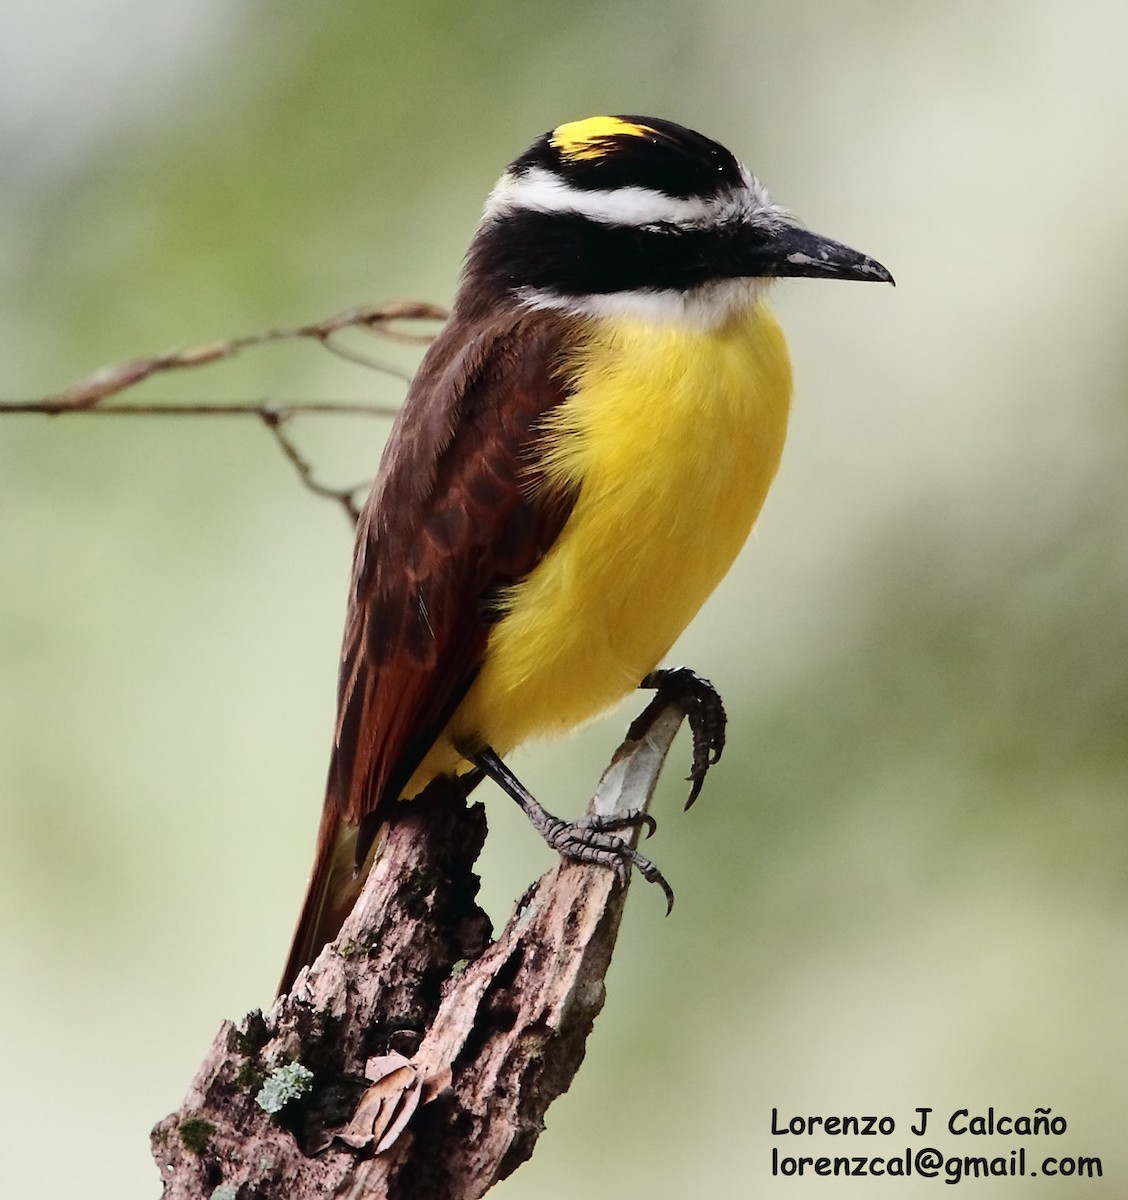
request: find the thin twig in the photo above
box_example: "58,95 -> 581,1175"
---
260,410 -> 367,524
0,301 -> 448,517
0,301 -> 446,413
0,400 -> 398,418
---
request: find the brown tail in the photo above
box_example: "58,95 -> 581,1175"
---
277,802 -> 365,996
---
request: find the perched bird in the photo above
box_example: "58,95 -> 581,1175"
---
279,115 -> 891,994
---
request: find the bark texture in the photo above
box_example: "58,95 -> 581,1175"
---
152,704 -> 687,1199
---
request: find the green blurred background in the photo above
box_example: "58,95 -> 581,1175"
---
2,2 -> 1126,1196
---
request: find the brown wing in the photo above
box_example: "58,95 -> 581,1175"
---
278,306 -> 577,993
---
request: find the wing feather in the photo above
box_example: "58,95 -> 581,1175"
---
335,308 -> 577,838
279,306 -> 577,993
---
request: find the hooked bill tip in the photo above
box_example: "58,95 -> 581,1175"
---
783,250 -> 894,286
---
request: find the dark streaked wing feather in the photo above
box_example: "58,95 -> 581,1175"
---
336,306 -> 578,843
279,306 -> 577,994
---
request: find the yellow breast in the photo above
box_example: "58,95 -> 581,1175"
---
448,300 -> 792,760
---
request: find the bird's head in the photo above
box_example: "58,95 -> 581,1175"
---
466,115 -> 893,325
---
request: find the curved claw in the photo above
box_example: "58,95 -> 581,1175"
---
635,667 -> 727,809
546,820 -> 674,913
581,808 -> 658,840
623,843 -> 675,914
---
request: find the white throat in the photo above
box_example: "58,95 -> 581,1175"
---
514,277 -> 770,331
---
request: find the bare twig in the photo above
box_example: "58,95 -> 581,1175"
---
260,410 -> 368,524
1,301 -> 448,517
152,703 -> 690,1199
0,400 -> 397,418
1,302 -> 446,413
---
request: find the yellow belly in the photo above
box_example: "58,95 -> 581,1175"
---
408,300 -> 792,790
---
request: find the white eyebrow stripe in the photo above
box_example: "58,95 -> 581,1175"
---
483,165 -> 767,229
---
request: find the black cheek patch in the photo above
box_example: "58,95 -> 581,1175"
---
469,212 -> 749,296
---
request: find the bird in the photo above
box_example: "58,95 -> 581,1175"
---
278,115 -> 892,994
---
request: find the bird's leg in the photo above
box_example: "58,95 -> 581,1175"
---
472,747 -> 674,913
629,667 -> 727,809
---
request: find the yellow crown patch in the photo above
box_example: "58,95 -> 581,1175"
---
551,116 -> 653,161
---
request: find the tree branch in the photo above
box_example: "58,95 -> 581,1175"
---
259,410 -> 370,524
2,301 -> 446,412
0,301 -> 448,516
151,704 -> 689,1199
